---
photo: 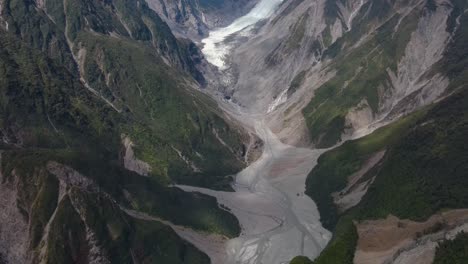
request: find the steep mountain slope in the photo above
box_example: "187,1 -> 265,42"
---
1,0 -> 256,189
1,0 -> 468,263
145,0 -> 258,38
168,0 -> 468,262
302,4 -> 468,262
0,0 -> 260,262
308,85 -> 468,264
211,0 -> 466,148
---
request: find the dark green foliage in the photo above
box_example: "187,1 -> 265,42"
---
125,181 -> 241,237
307,86 -> 468,263
306,110 -> 425,228
312,216 -> 358,264
0,20 -> 242,240
357,88 -> 468,221
305,0 -> 468,148
37,188 -> 210,264
0,0 -> 247,261
29,173 -> 59,248
67,190 -> 210,264
3,0 -> 76,70
44,196 -> 89,264
434,232 -> 468,264
1,0 -> 247,189
290,255 -> 313,264
437,7 -> 468,90
1,144 -> 241,238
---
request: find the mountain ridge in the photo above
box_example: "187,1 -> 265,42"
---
0,0 -> 467,263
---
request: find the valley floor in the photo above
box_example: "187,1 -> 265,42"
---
178,114 -> 331,264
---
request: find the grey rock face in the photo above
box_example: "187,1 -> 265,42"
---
200,0 -> 462,146
145,0 -> 259,39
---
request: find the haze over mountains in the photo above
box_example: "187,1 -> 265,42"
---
0,0 -> 467,264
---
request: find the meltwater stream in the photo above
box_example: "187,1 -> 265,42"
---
178,1 -> 331,263
178,116 -> 331,264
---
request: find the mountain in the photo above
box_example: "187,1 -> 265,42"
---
0,0 -> 264,262
145,0 -> 259,38
268,0 -> 468,262
1,0 -> 468,263
228,0 -> 467,262
207,0 -> 459,146
167,0 -> 467,262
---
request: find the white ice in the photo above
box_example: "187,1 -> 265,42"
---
201,0 -> 284,69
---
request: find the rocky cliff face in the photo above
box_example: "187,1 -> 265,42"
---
1,0 -> 467,263
145,0 -> 259,38
0,159 -> 213,264
208,0 -> 466,148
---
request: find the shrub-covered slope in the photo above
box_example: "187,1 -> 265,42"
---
306,82 -> 468,264
1,0 -> 250,190
0,0 -> 252,262
302,0 -> 468,148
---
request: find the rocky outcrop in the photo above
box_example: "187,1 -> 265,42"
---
121,136 -> 152,176
145,0 -> 258,39
343,99 -> 374,137
332,150 -> 385,212
382,1 -> 453,118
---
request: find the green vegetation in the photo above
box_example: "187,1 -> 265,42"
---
68,190 -> 210,264
286,13 -> 309,51
288,71 -> 307,97
305,9 -> 468,256
41,189 -> 210,264
303,4 -> 421,147
0,0 -> 247,261
29,173 -> 60,248
357,90 -> 468,221
436,3 -> 468,91
2,0 -> 247,190
44,196 -> 89,264
305,7 -> 468,264
290,256 -> 313,264
307,86 -> 468,263
305,0 -> 468,149
306,109 -> 425,228
434,232 -> 468,264
2,148 -> 241,237
312,216 -> 357,264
